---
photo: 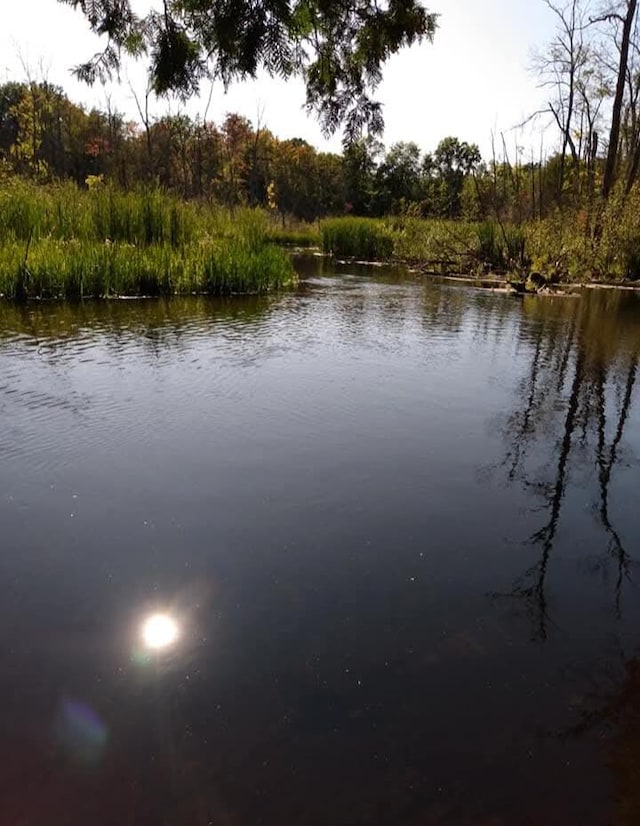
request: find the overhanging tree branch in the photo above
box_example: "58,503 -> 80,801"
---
59,0 -> 438,140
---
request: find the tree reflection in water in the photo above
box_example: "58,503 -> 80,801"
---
493,290 -> 640,640
488,288 -> 640,824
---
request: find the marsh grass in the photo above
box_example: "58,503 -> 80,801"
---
321,217 -> 395,260
0,238 -> 295,299
477,220 -> 505,269
267,227 -> 321,247
321,214 -> 534,276
0,181 -> 296,299
321,215 -> 483,270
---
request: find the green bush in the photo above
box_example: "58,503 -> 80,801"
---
390,216 -> 478,264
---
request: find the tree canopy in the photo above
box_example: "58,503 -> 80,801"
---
0,80 -> 488,220
59,0 -> 437,141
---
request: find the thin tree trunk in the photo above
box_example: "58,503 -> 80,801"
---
603,0 -> 638,198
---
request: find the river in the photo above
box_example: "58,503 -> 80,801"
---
0,257 -> 639,825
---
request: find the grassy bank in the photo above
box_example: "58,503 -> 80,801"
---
267,225 -> 321,248
6,179 -> 640,298
321,217 -> 395,260
319,191 -> 640,284
319,215 -> 523,274
0,181 -> 297,299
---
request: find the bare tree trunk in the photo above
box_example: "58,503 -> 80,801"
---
603,0 -> 638,198
624,129 -> 640,193
129,81 -> 154,180
530,150 -> 536,221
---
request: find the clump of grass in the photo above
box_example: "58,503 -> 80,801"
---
202,242 -> 294,294
0,180 -> 298,299
90,186 -> 192,247
0,180 -> 200,247
321,217 -> 394,260
504,225 -> 529,271
477,220 -> 505,269
476,221 -> 529,272
0,238 -> 295,300
267,227 -> 321,247
0,179 -> 52,242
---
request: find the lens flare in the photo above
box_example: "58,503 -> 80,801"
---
55,700 -> 108,765
141,613 -> 179,650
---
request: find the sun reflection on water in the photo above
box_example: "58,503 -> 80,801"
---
141,613 -> 179,650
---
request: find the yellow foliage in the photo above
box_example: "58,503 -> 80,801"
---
85,174 -> 105,191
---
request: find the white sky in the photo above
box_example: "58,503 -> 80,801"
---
0,0 -> 557,159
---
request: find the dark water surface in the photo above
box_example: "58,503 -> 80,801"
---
1,259 -> 639,826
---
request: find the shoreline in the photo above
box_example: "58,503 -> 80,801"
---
322,252 -> 640,294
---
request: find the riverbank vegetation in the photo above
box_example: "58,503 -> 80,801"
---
318,192 -> 640,284
3,0 -> 640,290
0,181 -> 296,299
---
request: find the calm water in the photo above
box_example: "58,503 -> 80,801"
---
1,258 -> 639,826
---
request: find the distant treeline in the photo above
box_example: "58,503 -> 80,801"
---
0,80 -> 575,223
